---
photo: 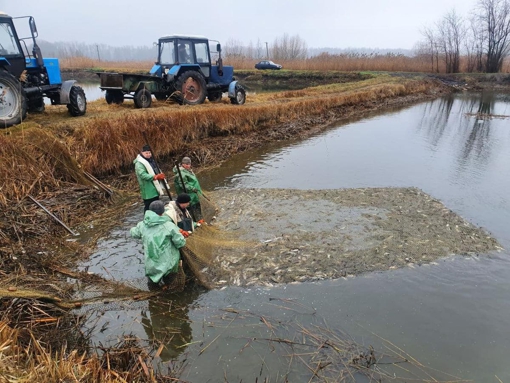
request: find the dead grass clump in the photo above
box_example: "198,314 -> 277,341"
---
0,321 -> 182,382
0,128 -> 91,203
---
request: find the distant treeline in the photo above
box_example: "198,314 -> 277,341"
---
36,40 -> 157,61
35,38 -> 413,62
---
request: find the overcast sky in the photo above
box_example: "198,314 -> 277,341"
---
1,0 -> 476,50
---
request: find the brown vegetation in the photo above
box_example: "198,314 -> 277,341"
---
60,53 -> 510,74
0,319 -> 182,382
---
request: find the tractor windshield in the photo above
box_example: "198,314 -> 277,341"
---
159,40 -> 176,65
0,22 -> 22,56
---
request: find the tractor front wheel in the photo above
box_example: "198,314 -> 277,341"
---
230,85 -> 246,105
134,88 -> 152,108
105,90 -> 124,104
67,85 -> 87,116
0,71 -> 27,127
176,71 -> 207,105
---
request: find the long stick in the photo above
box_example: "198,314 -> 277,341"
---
175,161 -> 188,194
141,132 -> 172,201
175,161 -> 197,221
27,195 -> 78,236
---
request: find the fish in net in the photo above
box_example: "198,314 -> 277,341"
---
198,190 -> 218,223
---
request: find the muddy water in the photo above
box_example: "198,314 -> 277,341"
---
67,82 -> 278,103
82,91 -> 510,382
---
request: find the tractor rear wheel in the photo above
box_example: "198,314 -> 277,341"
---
134,88 -> 152,108
230,85 -> 246,105
105,90 -> 124,104
176,71 -> 207,105
67,85 -> 87,116
0,71 -> 27,127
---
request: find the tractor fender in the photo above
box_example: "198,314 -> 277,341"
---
0,57 -> 11,67
59,80 -> 77,104
150,64 -> 163,77
228,81 -> 241,98
172,64 -> 205,80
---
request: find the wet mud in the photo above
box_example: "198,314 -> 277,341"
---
204,187 -> 502,287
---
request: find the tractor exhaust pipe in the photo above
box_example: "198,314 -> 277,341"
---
216,43 -> 223,76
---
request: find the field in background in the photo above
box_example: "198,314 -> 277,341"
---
61,54 -> 510,74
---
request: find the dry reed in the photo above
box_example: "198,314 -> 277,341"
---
60,54 -> 510,73
0,320 -> 183,382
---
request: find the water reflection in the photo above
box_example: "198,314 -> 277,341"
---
141,288 -> 202,361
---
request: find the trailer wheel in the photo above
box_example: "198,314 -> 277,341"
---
0,71 -> 27,127
207,91 -> 222,103
105,90 -> 124,104
67,85 -> 87,116
176,71 -> 207,105
134,88 -> 152,108
230,85 -> 246,105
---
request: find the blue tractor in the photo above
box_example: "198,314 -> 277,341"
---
0,12 -> 86,128
98,35 -> 246,107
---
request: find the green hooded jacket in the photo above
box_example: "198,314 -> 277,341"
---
134,156 -> 159,200
173,165 -> 202,206
130,210 -> 186,283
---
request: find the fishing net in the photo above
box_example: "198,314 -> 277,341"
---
178,223 -> 257,290
198,190 -> 218,222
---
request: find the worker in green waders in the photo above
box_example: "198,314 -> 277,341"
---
134,145 -> 166,213
173,156 -> 203,220
130,200 -> 186,288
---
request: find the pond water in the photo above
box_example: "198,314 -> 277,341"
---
59,82 -> 296,103
82,91 -> 510,382
80,82 -> 104,102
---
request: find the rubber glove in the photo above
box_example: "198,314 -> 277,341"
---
154,173 -> 165,180
197,219 -> 205,224
179,229 -> 189,238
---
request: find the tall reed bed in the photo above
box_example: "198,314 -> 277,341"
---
60,56 -> 153,72
60,54 -> 510,73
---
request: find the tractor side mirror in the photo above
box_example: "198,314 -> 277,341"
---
29,17 -> 38,38
216,43 -> 221,52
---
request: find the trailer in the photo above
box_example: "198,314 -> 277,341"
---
98,35 -> 245,108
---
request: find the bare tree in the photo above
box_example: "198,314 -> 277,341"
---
436,10 -> 465,73
465,15 -> 486,72
224,38 -> 245,58
475,0 -> 510,72
420,26 -> 441,72
255,39 -> 264,59
272,34 -> 307,60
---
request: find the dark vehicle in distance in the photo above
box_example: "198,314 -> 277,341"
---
255,60 -> 282,70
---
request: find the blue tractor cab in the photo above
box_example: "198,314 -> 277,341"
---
98,35 -> 245,108
0,12 -> 86,127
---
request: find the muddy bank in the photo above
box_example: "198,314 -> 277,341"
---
201,188 -> 502,287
